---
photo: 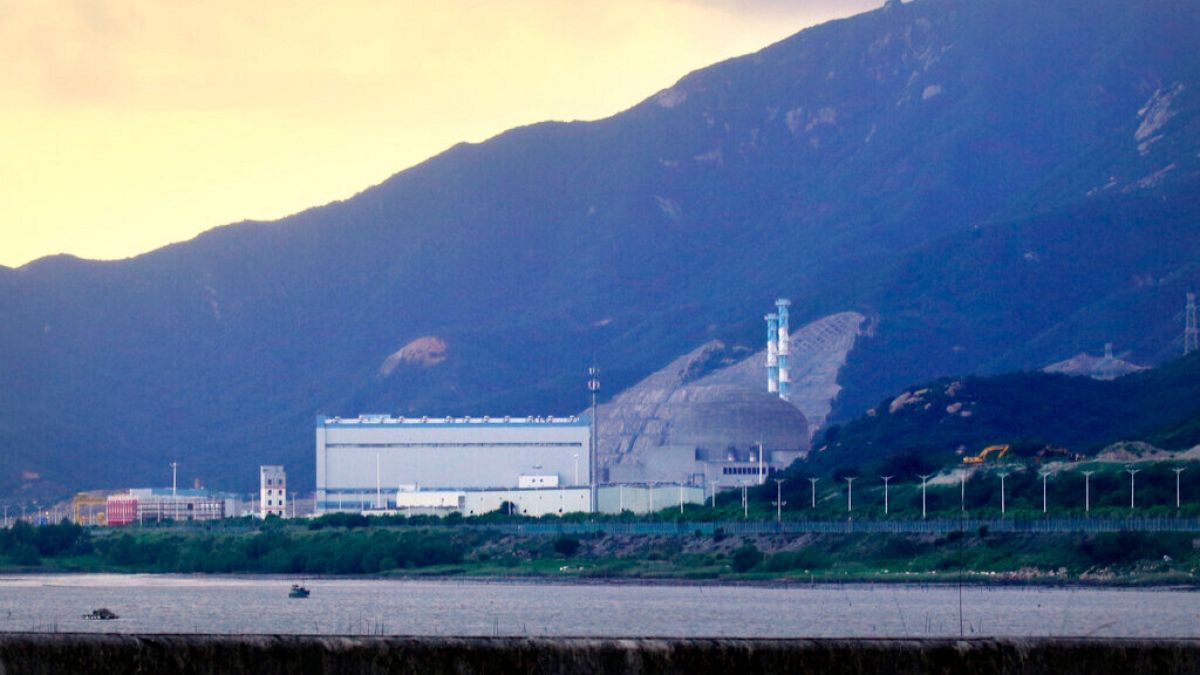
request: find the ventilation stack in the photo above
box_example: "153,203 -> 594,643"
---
1186,293 -> 1198,356
765,313 -> 779,394
776,298 -> 791,402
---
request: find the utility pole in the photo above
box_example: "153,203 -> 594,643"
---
1173,467 -> 1186,510
171,462 -> 178,501
1126,468 -> 1141,510
709,480 -> 719,509
959,471 -> 966,512
998,473 -> 1009,515
1082,470 -> 1095,513
881,476 -> 894,515
808,477 -> 819,509
1040,470 -> 1051,514
918,474 -> 933,519
773,478 -> 786,523
588,367 -> 600,514
844,477 -> 856,513
741,483 -> 748,519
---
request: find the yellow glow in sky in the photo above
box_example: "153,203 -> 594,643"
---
0,0 -> 878,268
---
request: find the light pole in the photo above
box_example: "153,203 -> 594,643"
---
1173,467 -> 1186,510
588,367 -> 600,514
679,483 -> 684,514
290,492 -> 297,519
1040,470 -> 1050,514
881,476 -> 894,515
998,473 -> 1009,515
1082,470 -> 1094,513
918,474 -> 933,519
741,483 -> 748,519
844,477 -> 856,513
773,478 -> 786,523
1126,468 -> 1141,510
808,477 -> 819,509
709,480 -> 719,509
171,461 -> 178,501
959,471 -> 966,512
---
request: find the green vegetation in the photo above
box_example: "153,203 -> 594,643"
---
1,514 -> 1198,585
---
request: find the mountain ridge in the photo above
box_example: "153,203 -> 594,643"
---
2,0 -> 1198,497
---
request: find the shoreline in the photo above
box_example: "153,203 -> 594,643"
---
1,569 -> 1197,591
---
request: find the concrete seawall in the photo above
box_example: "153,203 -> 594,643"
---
1,634 -> 1199,674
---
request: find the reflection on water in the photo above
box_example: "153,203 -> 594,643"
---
0,575 -> 1196,638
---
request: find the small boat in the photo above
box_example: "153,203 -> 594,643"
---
83,608 -> 118,620
288,584 -> 311,599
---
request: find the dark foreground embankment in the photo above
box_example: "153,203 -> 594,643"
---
1,634 -> 1199,674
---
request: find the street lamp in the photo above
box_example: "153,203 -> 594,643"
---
917,474 -> 933,519
773,479 -> 787,523
844,477 -> 856,513
1172,467 -> 1186,510
880,476 -> 894,515
1126,467 -> 1141,510
808,477 -> 819,509
588,367 -> 600,513
1082,470 -> 1095,513
997,473 -> 1009,515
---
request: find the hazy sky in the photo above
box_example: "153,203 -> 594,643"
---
0,0 -> 879,268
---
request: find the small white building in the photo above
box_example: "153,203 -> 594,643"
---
260,465 -> 287,518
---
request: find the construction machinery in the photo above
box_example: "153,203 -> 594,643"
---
962,444 -> 1010,464
72,493 -> 108,526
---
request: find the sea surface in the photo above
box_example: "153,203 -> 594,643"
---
0,575 -> 1196,638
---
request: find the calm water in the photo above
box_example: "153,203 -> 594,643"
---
0,575 -> 1196,638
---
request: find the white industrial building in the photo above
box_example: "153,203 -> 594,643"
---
316,414 -> 593,516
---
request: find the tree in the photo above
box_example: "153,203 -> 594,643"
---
731,544 -> 763,573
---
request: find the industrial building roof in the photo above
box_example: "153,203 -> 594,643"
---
317,414 -> 586,428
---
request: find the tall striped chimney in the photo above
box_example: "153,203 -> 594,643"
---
765,313 -> 779,394
776,298 -> 791,402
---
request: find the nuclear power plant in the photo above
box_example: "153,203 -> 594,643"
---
316,298 -> 808,515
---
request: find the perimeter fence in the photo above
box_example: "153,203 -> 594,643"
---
493,516 -> 1200,537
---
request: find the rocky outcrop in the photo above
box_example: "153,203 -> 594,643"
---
0,634 -> 1197,675
1043,351 -> 1147,381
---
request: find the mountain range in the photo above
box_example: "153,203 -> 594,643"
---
1,0 -> 1198,498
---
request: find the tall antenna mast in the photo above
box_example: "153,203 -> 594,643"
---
1186,292 -> 1198,356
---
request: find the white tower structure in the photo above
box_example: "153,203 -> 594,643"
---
765,313 -> 779,394
1186,292 -> 1198,356
259,465 -> 287,518
775,298 -> 791,402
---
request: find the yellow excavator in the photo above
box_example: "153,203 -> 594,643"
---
962,444 -> 1010,464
